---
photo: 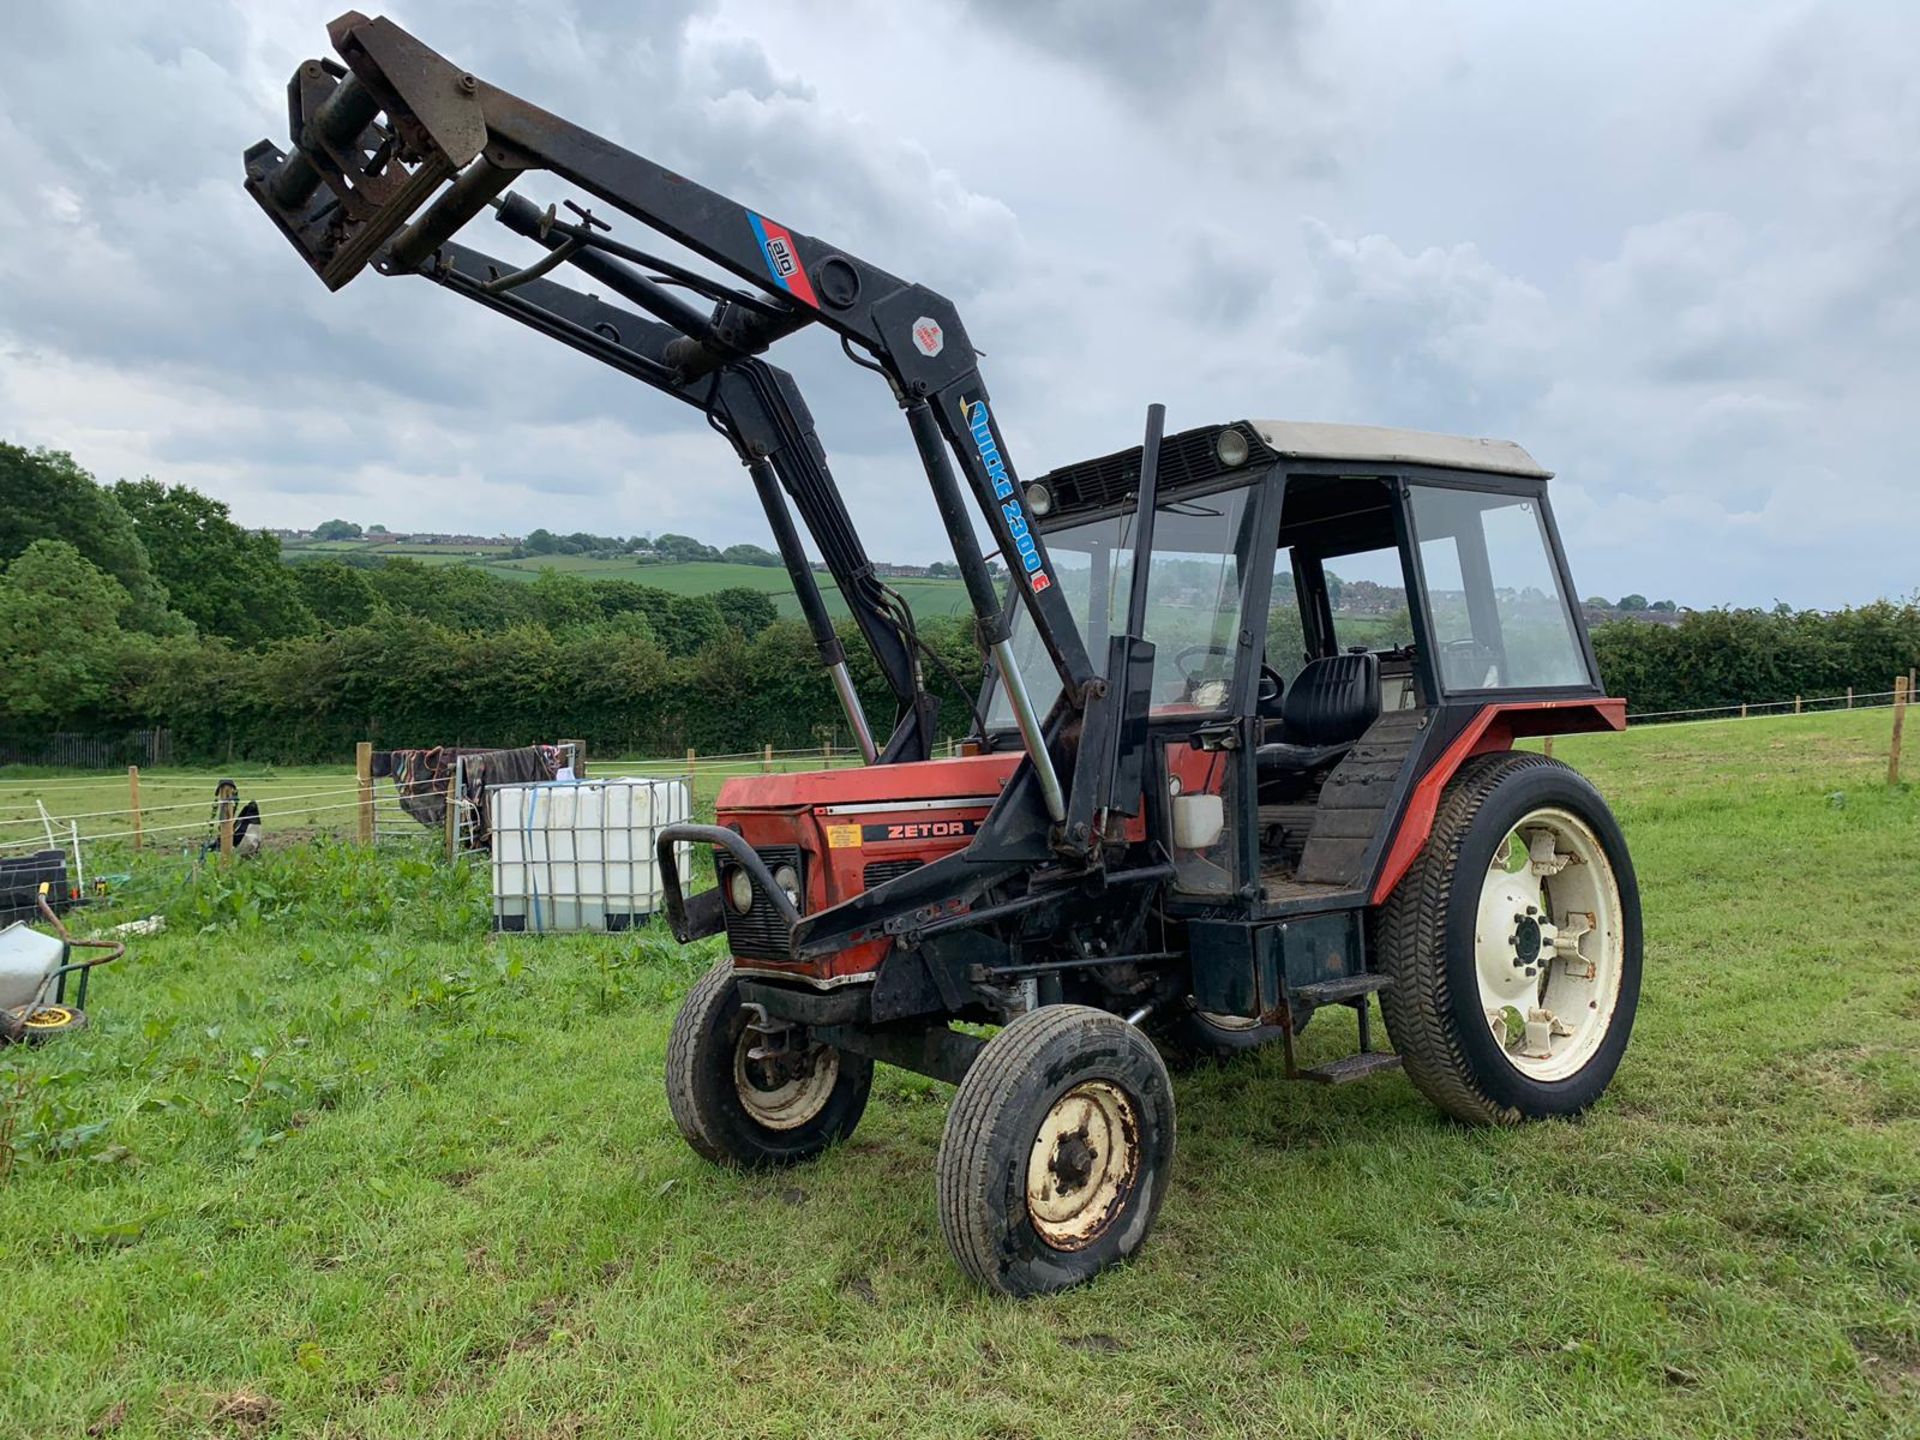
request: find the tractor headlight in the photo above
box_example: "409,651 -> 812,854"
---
772,864 -> 801,908
1025,481 -> 1053,516
727,868 -> 754,914
1215,427 -> 1250,468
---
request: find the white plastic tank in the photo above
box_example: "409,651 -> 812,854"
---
490,777 -> 693,934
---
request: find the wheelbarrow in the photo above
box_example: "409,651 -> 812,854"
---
0,889 -> 122,1045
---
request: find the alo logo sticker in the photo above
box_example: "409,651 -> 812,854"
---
911,317 -> 944,357
745,211 -> 819,307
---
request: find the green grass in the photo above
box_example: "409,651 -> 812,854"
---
2,710 -> 1916,1437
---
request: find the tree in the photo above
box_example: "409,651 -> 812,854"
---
711,586 -> 779,637
364,558 -> 534,631
367,523 -> 390,535
720,542 -> 780,567
523,527 -> 560,555
1649,599 -> 1677,613
113,479 -> 314,647
1584,596 -> 1613,610
0,443 -> 175,631
654,532 -> 720,562
312,518 -> 363,541
663,594 -> 728,655
529,568 -> 602,631
0,540 -> 132,725
1617,593 -> 1649,612
292,557 -> 385,627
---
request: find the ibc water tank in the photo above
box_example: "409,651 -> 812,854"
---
490,777 -> 692,933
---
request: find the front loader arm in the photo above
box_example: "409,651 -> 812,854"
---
424,235 -> 928,761
244,11 -> 1093,816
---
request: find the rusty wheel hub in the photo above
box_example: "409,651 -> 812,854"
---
1025,1080 -> 1140,1251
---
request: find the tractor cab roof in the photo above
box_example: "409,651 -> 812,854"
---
1246,421 -> 1550,480
1032,419 -> 1550,524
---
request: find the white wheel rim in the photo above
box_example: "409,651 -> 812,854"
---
733,1030 -> 839,1130
1025,1080 -> 1141,1251
1472,806 -> 1625,1083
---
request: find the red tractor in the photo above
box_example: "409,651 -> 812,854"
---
247,15 -> 1640,1296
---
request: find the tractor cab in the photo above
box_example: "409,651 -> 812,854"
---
986,420 -> 1605,915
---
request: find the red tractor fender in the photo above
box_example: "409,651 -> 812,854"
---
1370,698 -> 1626,905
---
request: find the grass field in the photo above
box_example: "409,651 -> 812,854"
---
2,710 -> 1916,1438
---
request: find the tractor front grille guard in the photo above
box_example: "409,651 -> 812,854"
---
244,11 -> 1101,827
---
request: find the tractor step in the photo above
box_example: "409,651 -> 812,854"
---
1292,974 -> 1392,1006
1296,1051 -> 1403,1086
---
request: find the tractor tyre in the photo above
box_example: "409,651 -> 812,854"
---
665,959 -> 872,1168
937,1005 -> 1175,1298
1378,752 -> 1641,1125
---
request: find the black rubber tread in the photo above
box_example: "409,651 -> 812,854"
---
1377,752 -> 1641,1126
665,959 -> 872,1168
937,1005 -> 1175,1298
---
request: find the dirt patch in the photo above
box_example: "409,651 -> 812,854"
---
208,1389 -> 276,1435
86,1400 -> 128,1436
1851,1330 -> 1920,1397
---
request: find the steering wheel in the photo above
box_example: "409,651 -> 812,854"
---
1173,643 -> 1233,682
1172,644 -> 1285,708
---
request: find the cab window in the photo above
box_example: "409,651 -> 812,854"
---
1409,486 -> 1589,690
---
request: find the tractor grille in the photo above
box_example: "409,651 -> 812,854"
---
862,859 -> 924,891
719,844 -> 802,961
1037,422 -> 1275,517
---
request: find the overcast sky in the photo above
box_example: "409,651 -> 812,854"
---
2,0 -> 1914,609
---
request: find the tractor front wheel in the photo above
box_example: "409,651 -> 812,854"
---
665,960 -> 873,1167
937,1005 -> 1175,1297
1378,753 -> 1641,1125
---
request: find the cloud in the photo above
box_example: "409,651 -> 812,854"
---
0,0 -> 1913,612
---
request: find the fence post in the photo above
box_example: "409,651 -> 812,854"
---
355,741 -> 374,844
1847,686 -> 1854,709
445,761 -> 460,861
1739,702 -> 1748,719
219,800 -> 235,864
128,765 -> 143,852
1794,695 -> 1802,715
1542,735 -> 1554,759
686,746 -> 696,777
1891,675 -> 1908,786
763,743 -> 773,773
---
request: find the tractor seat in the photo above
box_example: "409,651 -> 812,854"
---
1256,653 -> 1381,774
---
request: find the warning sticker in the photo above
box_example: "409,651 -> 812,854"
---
824,824 -> 863,849
911,317 -> 944,357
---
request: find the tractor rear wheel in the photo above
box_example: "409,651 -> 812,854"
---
937,1005 -> 1175,1297
665,960 -> 872,1167
1378,753 -> 1640,1125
